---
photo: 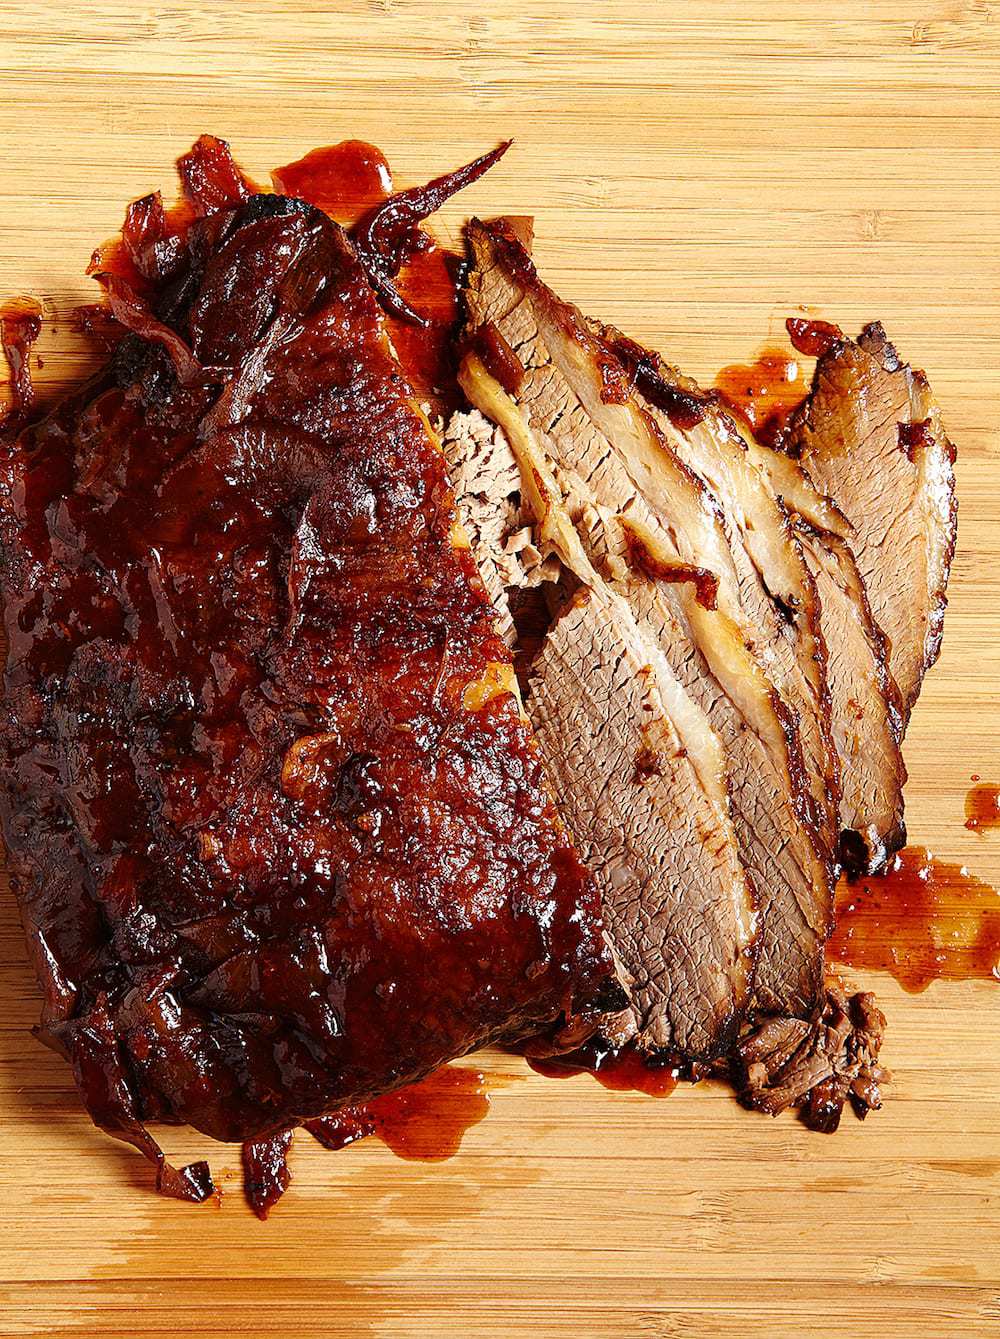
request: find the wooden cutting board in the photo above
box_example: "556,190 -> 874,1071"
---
1,4 -> 998,1335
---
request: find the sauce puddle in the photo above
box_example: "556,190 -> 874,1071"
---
828,847 -> 1000,992
305,1065 -> 491,1161
713,317 -> 841,447
714,348 -> 808,447
272,140 -> 393,221
965,783 -> 1000,834
527,1041 -> 679,1097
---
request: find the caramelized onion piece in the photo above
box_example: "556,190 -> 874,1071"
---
352,140 -> 512,325
0,298 -> 42,426
98,273 -> 203,385
178,134 -> 256,216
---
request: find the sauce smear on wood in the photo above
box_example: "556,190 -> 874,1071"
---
714,349 -> 808,448
965,783 -> 1000,834
305,1067 -> 490,1161
828,847 -> 1000,992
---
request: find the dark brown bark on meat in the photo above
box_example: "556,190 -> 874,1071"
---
0,147 -> 613,1196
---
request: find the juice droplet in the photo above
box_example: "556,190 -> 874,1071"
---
965,783 -> 1000,834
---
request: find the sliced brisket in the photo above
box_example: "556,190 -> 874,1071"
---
452,219 -> 836,1026
793,519 -> 907,874
443,409 -> 756,1058
595,325 -> 842,869
786,322 -> 957,726
591,336 -> 908,877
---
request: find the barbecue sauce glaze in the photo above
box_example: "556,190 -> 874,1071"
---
83,138 -> 468,416
0,135 -> 613,1215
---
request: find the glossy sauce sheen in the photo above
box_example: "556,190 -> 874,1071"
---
785,316 -> 843,360
828,848 -> 1000,992
966,784 -> 1000,833
272,141 -> 393,222
306,1065 -> 490,1159
713,349 -> 809,448
0,135 -> 613,1202
527,1043 -> 679,1097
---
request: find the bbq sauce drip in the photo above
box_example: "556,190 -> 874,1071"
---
828,848 -> 1000,992
388,244 -> 465,412
527,1041 -> 679,1097
966,784 -> 1000,834
714,348 -> 809,449
305,1066 -> 490,1160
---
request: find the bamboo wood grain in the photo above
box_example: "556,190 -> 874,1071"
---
0,3 -> 998,1336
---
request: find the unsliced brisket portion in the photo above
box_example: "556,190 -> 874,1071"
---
786,322 -> 957,727
0,176 -> 614,1188
452,220 -> 835,1028
443,410 -> 756,1058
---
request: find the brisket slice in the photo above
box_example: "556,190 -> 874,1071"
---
792,520 -> 906,874
443,411 -> 756,1059
593,324 -> 841,869
591,338 -> 907,877
786,322 -> 957,727
452,219 -> 835,1025
0,184 -> 615,1188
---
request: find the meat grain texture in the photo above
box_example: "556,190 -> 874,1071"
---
446,218 -> 956,1130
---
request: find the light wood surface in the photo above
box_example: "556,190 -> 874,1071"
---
1,4 -> 999,1336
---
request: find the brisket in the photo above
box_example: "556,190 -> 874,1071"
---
786,322 -> 957,726
452,219 -> 835,1027
0,146 -> 614,1194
